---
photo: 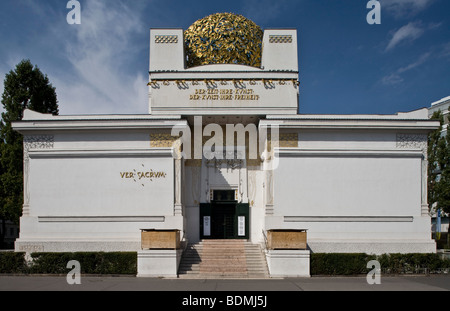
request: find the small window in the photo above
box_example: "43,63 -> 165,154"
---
213,190 -> 236,201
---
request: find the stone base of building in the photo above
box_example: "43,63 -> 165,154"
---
265,249 -> 310,278
307,240 -> 437,255
15,240 -> 141,254
137,249 -> 183,278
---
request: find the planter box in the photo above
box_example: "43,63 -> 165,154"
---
141,229 -> 180,250
267,229 -> 307,250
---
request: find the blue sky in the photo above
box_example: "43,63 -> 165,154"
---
0,0 -> 449,116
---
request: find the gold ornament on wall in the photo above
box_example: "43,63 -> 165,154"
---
184,13 -> 263,68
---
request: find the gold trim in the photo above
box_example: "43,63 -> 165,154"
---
269,35 -> 293,43
150,133 -> 179,148
147,79 -> 299,87
155,35 -> 178,44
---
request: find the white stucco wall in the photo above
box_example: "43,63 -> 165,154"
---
29,156 -> 174,217
274,156 -> 421,218
265,126 -> 436,254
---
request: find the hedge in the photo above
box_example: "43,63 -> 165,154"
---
311,253 -> 450,275
0,252 -> 27,274
28,252 -> 137,275
1,251 -> 449,275
310,253 -> 377,275
0,252 -> 137,275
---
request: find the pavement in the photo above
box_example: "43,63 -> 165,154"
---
1,275 -> 448,309
0,274 -> 449,291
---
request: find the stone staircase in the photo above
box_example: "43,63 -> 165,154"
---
178,239 -> 269,278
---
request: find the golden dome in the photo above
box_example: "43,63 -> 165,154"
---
184,13 -> 263,68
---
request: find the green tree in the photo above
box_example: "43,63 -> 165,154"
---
0,59 -> 58,248
428,110 -> 444,208
428,107 -> 450,246
437,108 -> 450,212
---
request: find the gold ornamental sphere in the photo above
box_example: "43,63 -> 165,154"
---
184,13 -> 263,68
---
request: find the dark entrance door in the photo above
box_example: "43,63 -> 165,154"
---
199,191 -> 249,240
211,201 -> 235,239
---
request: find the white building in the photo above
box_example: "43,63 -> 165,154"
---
12,14 -> 439,276
429,96 -> 450,133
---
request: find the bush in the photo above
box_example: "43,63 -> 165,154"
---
311,253 -> 376,275
0,252 -> 137,275
311,252 -> 450,275
377,253 -> 450,274
2,251 -> 449,276
0,252 -> 27,274
28,252 -> 137,275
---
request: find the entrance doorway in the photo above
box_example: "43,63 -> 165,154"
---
200,190 -> 249,240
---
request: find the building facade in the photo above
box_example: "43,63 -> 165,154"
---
13,14 -> 438,258
428,96 -> 450,132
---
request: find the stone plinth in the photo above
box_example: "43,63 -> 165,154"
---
265,249 -> 310,277
137,249 -> 183,278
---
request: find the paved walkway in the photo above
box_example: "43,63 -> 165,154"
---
0,275 -> 449,291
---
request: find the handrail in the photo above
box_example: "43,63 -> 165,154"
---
261,230 -> 268,249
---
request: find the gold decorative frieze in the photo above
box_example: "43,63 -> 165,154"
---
150,133 -> 179,148
267,133 -> 298,148
269,35 -> 293,43
280,133 -> 299,147
155,35 -> 178,44
185,159 -> 202,167
147,79 -> 300,88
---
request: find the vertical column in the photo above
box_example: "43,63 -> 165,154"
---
23,142 -> 30,217
265,169 -> 274,215
173,139 -> 183,216
396,134 -> 429,216
421,147 -> 429,216
263,131 -> 276,216
22,135 -> 54,216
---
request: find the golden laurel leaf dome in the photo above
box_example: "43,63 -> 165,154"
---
184,13 -> 263,68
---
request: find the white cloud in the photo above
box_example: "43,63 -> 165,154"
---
382,0 -> 434,17
385,22 -> 424,51
51,0 -> 150,115
382,52 -> 431,85
397,52 -> 430,73
382,73 -> 404,85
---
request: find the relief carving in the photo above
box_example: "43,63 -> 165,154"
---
396,134 -> 427,156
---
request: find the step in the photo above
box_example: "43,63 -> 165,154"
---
178,240 -> 269,278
